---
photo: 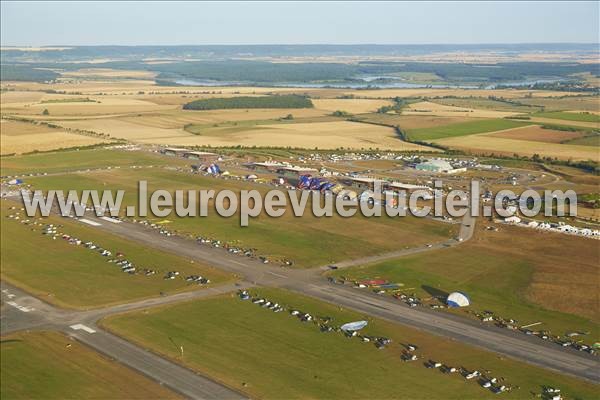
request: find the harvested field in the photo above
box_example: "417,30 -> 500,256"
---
56,118 -> 188,141
431,97 -> 541,113
403,101 -> 521,118
54,117 -> 431,151
354,114 -> 470,130
19,97 -> 174,117
138,120 -> 432,150
0,90 -> 46,104
312,98 -> 394,114
119,108 -> 328,128
1,119 -> 60,136
433,134 -> 599,161
516,96 -> 600,112
488,125 -> 588,143
535,111 -> 600,123
518,117 -> 600,130
0,119 -> 107,155
61,68 -> 157,79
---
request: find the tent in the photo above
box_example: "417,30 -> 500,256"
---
446,292 -> 470,307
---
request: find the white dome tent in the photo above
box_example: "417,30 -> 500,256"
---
446,292 -> 470,308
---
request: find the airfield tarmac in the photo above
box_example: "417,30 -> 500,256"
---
2,204 -> 598,398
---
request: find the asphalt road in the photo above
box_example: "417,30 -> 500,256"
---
1,282 -> 247,400
1,199 -> 599,397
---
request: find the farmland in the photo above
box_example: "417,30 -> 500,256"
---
534,111 -> 600,123
102,288 -> 598,400
487,125 -> 588,143
432,133 -> 598,161
0,119 -> 108,155
311,98 -> 394,114
331,224 -> 599,336
183,95 -> 314,110
1,41 -> 600,400
405,119 -> 529,141
430,97 -> 542,113
0,331 -> 179,399
54,117 -> 428,151
402,101 -> 522,118
1,201 -> 232,309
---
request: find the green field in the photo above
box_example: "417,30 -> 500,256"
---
1,201 -> 232,308
0,148 -> 189,176
563,134 -> 600,146
330,235 -> 599,340
534,111 -> 600,123
102,288 -> 598,400
406,119 -> 529,141
25,168 -> 455,268
183,95 -> 313,110
0,331 -> 179,399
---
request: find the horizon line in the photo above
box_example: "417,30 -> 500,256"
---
2,42 -> 600,48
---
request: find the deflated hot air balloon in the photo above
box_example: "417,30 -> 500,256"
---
446,292 -> 470,307
340,320 -> 368,332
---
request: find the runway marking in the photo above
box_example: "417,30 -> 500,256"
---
70,324 -> 96,333
100,216 -> 122,224
266,271 -> 288,279
79,218 -> 102,227
6,301 -> 34,313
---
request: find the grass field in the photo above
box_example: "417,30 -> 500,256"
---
564,134 -> 600,146
102,288 -> 598,400
0,331 -> 178,400
25,167 -> 456,268
1,148 -> 189,176
405,119 -> 529,141
535,111 -> 600,123
331,224 -> 599,336
0,201 -> 232,309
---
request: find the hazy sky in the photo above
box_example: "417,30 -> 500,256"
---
1,1 -> 599,46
